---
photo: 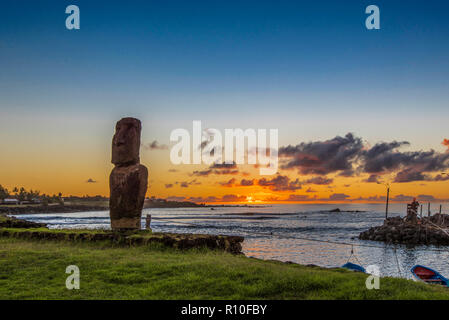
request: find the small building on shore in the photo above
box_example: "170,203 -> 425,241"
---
2,198 -> 19,205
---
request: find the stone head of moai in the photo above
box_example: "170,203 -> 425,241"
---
112,117 -> 142,166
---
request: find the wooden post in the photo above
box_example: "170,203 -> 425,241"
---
440,205 -> 442,214
428,203 -> 431,217
420,205 -> 423,218
145,214 -> 152,230
385,186 -> 390,220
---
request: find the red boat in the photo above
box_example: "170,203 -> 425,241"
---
411,265 -> 449,286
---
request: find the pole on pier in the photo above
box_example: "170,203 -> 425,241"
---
440,205 -> 442,214
420,205 -> 423,218
385,186 -> 390,220
428,203 -> 431,217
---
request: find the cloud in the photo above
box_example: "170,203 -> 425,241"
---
304,176 -> 333,185
328,193 -> 351,201
354,194 -> 446,203
219,178 -> 255,187
166,196 -> 186,202
361,141 -> 410,173
279,134 -> 449,183
210,162 -> 237,169
286,194 -> 315,201
187,194 -> 247,203
362,141 -> 449,182
240,179 -> 255,186
363,174 -> 380,183
353,195 -> 387,202
168,169 -> 178,173
191,162 -> 239,177
417,194 -> 436,202
175,179 -> 201,188
285,194 -> 352,202
433,174 -> 449,181
394,168 -> 427,183
258,175 -> 302,192
191,169 -> 239,176
214,169 -> 239,175
338,169 -> 356,177
221,194 -> 247,202
191,169 -> 213,176
219,178 -> 237,187
391,194 -> 414,202
143,140 -> 168,150
165,184 -> 174,188
394,171 -> 449,183
187,134 -> 449,187
306,187 -> 317,193
188,196 -> 219,203
279,133 -> 363,176
86,178 -> 97,183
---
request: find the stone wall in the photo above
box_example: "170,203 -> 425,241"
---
0,227 -> 244,254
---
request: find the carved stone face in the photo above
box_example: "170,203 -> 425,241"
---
111,117 -> 141,166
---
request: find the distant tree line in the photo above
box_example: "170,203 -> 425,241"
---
63,195 -> 108,202
0,185 -> 63,205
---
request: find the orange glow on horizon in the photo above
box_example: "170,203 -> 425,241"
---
1,143 -> 448,203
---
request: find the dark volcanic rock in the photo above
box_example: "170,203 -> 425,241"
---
359,215 -> 449,246
0,216 -> 47,228
109,118 -> 148,230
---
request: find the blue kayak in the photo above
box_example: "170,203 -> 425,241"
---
342,262 -> 366,273
411,265 -> 449,287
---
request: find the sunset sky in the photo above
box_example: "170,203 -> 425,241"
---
1,0 -> 449,203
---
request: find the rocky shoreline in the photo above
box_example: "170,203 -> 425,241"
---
0,203 -> 265,215
359,214 -> 449,245
0,215 -> 47,228
0,204 -> 108,215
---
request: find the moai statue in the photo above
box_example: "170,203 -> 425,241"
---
109,118 -> 148,230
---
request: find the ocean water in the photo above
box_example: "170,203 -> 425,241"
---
12,203 -> 449,280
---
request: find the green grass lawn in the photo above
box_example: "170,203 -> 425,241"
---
1,237 -> 449,300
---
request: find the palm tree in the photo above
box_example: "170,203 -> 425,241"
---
0,185 -> 9,200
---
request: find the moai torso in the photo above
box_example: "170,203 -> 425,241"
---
109,118 -> 148,230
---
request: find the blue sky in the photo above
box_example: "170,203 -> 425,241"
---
1,0 -> 449,147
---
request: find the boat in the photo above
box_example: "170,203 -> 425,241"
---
411,265 -> 449,286
341,262 -> 366,273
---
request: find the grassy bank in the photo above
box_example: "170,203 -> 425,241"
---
0,226 -> 243,254
1,238 -> 449,299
